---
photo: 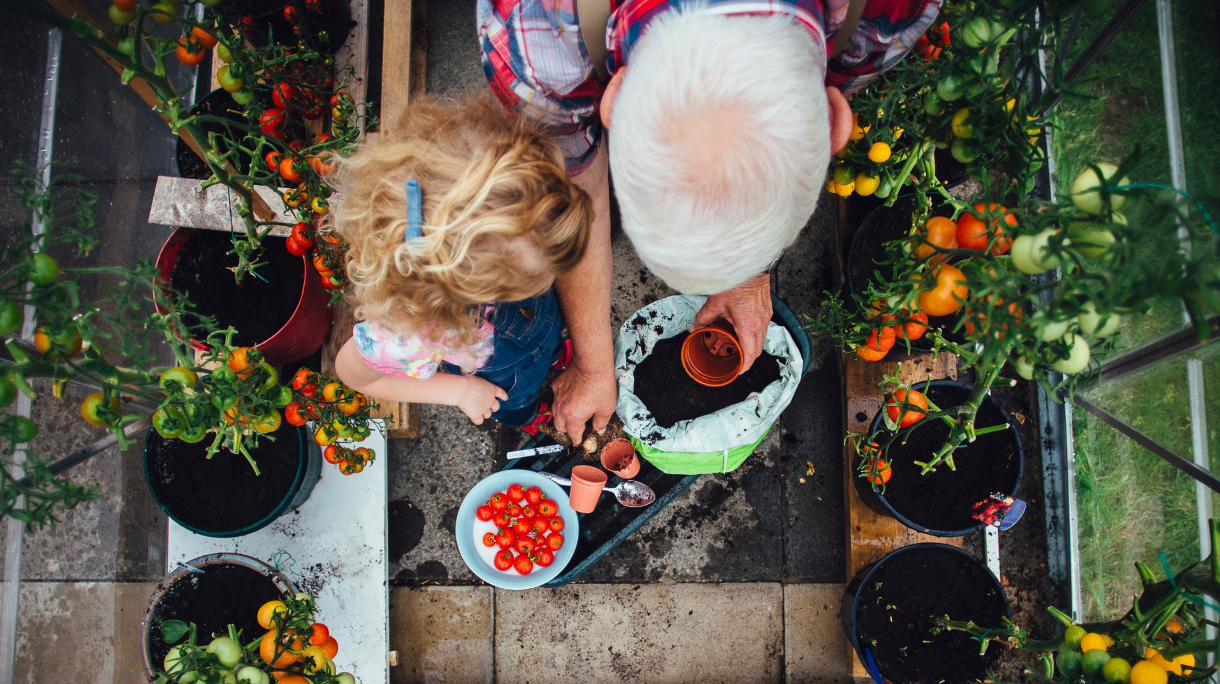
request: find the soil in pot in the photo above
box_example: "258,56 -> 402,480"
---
169,230 -> 304,348
147,562 -> 286,665
854,546 -> 1007,684
634,334 -> 780,428
877,383 -> 1020,532
176,90 -> 249,181
848,196 -> 967,351
146,420 -> 303,533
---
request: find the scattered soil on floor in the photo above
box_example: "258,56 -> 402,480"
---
854,546 -> 1007,684
147,562 -> 285,665
146,421 -> 302,533
877,383 -> 1021,533
169,230 -> 304,348
633,335 -> 781,428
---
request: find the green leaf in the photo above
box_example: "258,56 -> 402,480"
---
161,620 -> 190,644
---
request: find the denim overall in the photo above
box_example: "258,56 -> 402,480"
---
444,288 -> 564,427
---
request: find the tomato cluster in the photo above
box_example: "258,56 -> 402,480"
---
286,368 -> 377,452
323,444 -> 375,475
827,112 -> 902,198
476,483 -> 565,575
308,231 -> 347,290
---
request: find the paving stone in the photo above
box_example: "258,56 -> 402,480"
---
13,580 -> 157,684
389,585 -> 494,684
425,0 -> 486,97
784,583 -> 854,684
496,582 -> 783,684
388,403 -> 497,583
776,198 -> 847,583
610,231 -> 678,331
576,428 -> 783,582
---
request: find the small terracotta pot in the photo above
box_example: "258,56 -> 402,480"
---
568,465 -> 608,514
599,438 -> 640,479
681,318 -> 744,387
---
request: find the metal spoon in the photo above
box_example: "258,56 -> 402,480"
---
540,472 -> 656,507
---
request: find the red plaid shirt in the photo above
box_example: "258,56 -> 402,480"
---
478,0 -> 941,174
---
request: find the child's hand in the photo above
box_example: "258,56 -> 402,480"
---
457,376 -> 508,425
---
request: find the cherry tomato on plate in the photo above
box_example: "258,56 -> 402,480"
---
534,548 -> 555,567
513,555 -> 533,575
489,493 -> 508,511
530,519 -> 549,537
537,500 -> 558,518
525,486 -> 542,505
482,533 -> 496,548
513,519 -> 531,536
476,505 -> 494,521
492,511 -> 511,529
547,517 -> 564,533
520,505 -> 536,519
507,483 -> 525,502
545,533 -> 564,551
494,549 -> 514,571
506,504 -> 521,518
513,536 -> 535,555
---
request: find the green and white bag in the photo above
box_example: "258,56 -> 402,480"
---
615,296 -> 803,475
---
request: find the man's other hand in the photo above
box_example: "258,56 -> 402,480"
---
691,273 -> 773,372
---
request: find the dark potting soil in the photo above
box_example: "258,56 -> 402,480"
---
146,421 -> 303,533
854,546 -> 1007,684
633,334 -> 781,429
176,90 -> 249,181
169,230 -> 304,348
147,562 -> 285,666
875,383 -> 1021,533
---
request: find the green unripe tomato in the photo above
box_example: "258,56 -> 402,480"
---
231,89 -> 257,105
937,73 -> 964,102
1082,648 -> 1111,675
258,364 -> 279,391
1027,229 -> 1064,270
960,17 -> 992,48
1064,625 -> 1087,648
1071,163 -> 1129,215
950,139 -> 980,164
153,407 -> 187,439
0,299 -> 24,335
0,378 -> 15,408
1050,334 -> 1091,375
923,90 -> 945,116
1056,648 -> 1082,677
216,65 -> 244,92
200,0 -> 222,6
1076,301 -> 1120,337
159,366 -> 198,392
1102,657 -> 1132,683
1067,222 -> 1116,260
108,4 -> 137,24
179,426 -> 207,443
833,164 -> 855,186
117,36 -> 137,56
874,176 -> 892,199
1032,310 -> 1070,342
272,385 -> 294,407
28,252 -> 60,286
335,674 -> 357,684
216,42 -> 233,62
1009,235 -> 1047,275
235,667 -> 264,684
151,1 -> 178,23
206,636 -> 243,668
1,415 -> 37,443
1014,355 -> 1036,381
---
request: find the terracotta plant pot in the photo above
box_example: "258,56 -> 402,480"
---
599,438 -> 640,479
155,228 -> 333,366
680,318 -> 743,387
568,465 -> 608,514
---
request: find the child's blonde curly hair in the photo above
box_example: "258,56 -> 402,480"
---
330,94 -> 592,346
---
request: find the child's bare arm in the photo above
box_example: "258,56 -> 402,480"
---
335,338 -> 508,424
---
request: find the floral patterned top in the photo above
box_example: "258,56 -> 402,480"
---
352,319 -> 496,378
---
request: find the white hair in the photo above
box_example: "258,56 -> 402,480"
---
609,8 -> 830,295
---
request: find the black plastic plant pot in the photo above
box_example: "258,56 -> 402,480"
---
140,553 -> 294,680
842,544 -> 1010,684
854,380 -> 1023,537
847,196 -> 968,353
144,420 -> 322,537
175,88 -> 250,181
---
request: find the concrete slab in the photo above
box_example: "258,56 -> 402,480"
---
784,583 -> 854,684
12,580 -> 157,684
576,428 -> 783,582
424,0 -> 485,96
388,403 -> 496,582
610,230 -> 678,331
389,585 -> 494,684
496,583 -> 783,684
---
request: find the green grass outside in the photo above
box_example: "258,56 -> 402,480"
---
1050,0 -> 1220,620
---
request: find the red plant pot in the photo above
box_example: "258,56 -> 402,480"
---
680,318 -> 743,387
154,227 -> 333,366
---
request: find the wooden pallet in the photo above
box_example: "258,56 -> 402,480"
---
843,349 -> 959,677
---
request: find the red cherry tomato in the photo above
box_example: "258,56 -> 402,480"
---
494,528 -> 515,549
176,37 -> 205,66
537,500 -> 558,518
286,235 -> 311,256
548,517 -> 564,533
492,511 -> 511,529
534,548 -> 554,567
886,388 -> 929,427
513,519 -> 531,536
309,623 -> 330,647
279,157 -> 303,183
494,549 -> 514,571
482,532 -> 496,547
506,504 -> 521,518
284,402 -> 307,426
272,82 -> 297,111
290,221 -> 315,247
259,108 -> 285,134
546,533 -> 564,551
291,368 -> 311,389
323,445 -> 341,464
956,203 -> 1016,255
531,519 -> 549,537
476,505 -> 494,522
513,536 -> 535,555
489,493 -> 508,511
513,555 -> 534,575
283,5 -> 297,21
521,505 -> 536,519
507,483 -> 525,502
525,486 -> 542,505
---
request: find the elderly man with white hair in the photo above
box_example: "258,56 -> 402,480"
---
479,0 -> 943,443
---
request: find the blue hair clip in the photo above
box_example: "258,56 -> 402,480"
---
405,178 -> 424,242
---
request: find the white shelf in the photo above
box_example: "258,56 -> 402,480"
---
167,422 -> 389,684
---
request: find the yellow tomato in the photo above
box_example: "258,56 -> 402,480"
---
951,108 -> 974,139
849,112 -> 870,141
257,600 -> 286,629
854,174 -> 880,196
1080,632 -> 1109,653
867,142 -> 892,163
1144,647 -> 1194,675
1130,660 -> 1167,684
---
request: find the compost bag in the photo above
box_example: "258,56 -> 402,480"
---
616,296 -> 803,474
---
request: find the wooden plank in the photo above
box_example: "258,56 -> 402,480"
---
334,0 -> 370,117
148,176 -> 297,233
320,296 -> 419,439
379,0 -> 413,131
843,349 -> 958,677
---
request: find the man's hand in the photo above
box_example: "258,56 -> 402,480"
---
691,273 -> 773,372
550,361 -> 617,445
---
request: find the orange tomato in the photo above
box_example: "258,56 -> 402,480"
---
900,311 -> 929,341
913,216 -> 958,263
309,622 -> 330,646
867,458 -> 891,485
337,394 -> 361,415
956,204 -> 1016,255
228,346 -> 257,379
191,26 -> 218,48
223,407 -> 253,427
917,264 -> 969,317
176,37 -> 205,66
256,600 -> 287,629
34,326 -> 83,359
886,388 -> 929,427
312,252 -> 334,277
321,382 -> 342,402
279,157 -> 303,183
320,636 -> 338,658
963,299 -> 1023,339
259,630 -> 303,668
274,675 -> 310,684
